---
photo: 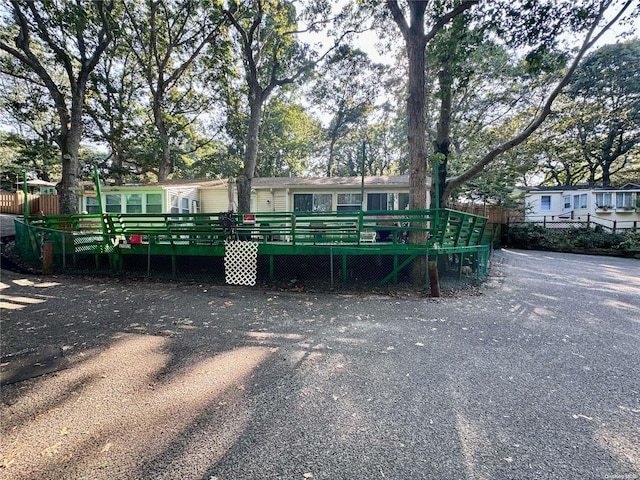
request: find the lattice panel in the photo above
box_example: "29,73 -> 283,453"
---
224,240 -> 259,286
73,234 -> 113,253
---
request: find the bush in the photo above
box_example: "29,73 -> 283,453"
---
506,224 -> 637,254
619,232 -> 640,252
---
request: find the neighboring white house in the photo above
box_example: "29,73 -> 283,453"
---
78,175 -> 425,215
16,179 -> 58,195
524,183 -> 640,230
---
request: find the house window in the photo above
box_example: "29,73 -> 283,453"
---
170,196 -> 179,214
399,193 -> 410,210
181,198 -> 189,213
595,192 -> 612,208
337,193 -> 361,211
563,196 -> 571,210
616,192 -> 634,209
541,195 -> 551,211
367,193 -> 388,211
293,193 -> 332,212
573,194 -> 587,209
146,193 -> 163,213
85,196 -> 100,214
126,194 -> 143,213
105,194 -> 122,213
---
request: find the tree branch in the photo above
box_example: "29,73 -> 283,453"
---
24,1 -> 75,89
444,0 -> 634,198
385,1 -> 410,41
424,1 -> 479,44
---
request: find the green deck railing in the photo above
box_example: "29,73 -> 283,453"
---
14,209 -> 490,284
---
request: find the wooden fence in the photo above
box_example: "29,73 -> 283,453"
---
450,203 -> 522,224
0,192 -> 59,215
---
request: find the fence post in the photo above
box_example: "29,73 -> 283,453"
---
587,213 -> 590,229
613,220 -> 617,234
543,216 -> 546,228
42,242 -> 54,274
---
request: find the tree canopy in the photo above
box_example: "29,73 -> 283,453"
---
1,0 -> 638,217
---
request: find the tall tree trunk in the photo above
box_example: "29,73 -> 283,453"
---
601,161 -> 611,187
406,29 -> 429,286
433,65 -> 453,208
154,93 -> 172,182
112,148 -> 126,186
57,133 -> 81,215
157,141 -> 172,182
425,64 -> 454,297
238,95 -> 264,213
326,112 -> 344,177
327,135 -> 338,177
56,87 -> 86,214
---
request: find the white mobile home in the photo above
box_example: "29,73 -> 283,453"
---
524,184 -> 640,230
79,175 -> 426,215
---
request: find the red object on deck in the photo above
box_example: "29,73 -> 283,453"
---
129,234 -> 142,244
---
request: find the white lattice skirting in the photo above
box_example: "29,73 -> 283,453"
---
224,240 -> 259,286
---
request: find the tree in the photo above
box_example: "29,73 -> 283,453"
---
385,0 -> 478,290
567,39 -> 640,186
385,0 -> 636,293
224,0 -> 314,211
86,46 -> 145,185
121,0 -> 228,181
442,2 -> 637,200
224,0 -> 360,212
0,74 -> 60,181
518,40 -> 640,188
0,0 -> 115,213
256,96 -> 323,177
311,46 -> 382,176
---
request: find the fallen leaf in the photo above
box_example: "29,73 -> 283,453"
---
41,443 -> 62,457
101,442 -> 112,453
60,427 -> 69,436
303,473 -> 314,479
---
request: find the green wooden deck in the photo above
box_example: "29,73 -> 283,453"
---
17,209 -> 490,284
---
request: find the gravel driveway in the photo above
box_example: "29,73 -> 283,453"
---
1,249 -> 639,480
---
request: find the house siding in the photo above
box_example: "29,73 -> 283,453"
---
255,190 -> 273,212
165,187 -> 199,213
199,188 -> 230,213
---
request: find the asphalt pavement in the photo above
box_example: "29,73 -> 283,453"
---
0,214 -> 16,238
0,249 -> 638,479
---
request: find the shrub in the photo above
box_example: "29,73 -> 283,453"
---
506,224 -> 636,254
619,232 -> 640,252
